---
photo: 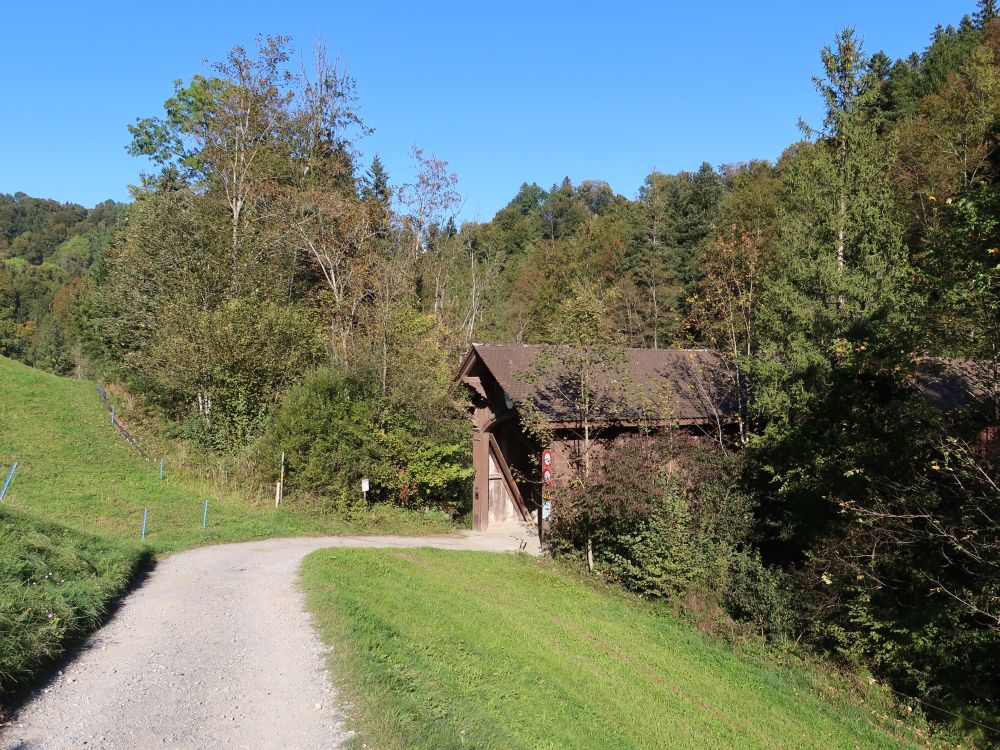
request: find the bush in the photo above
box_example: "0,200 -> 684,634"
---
256,364 -> 472,514
724,552 -> 799,641
550,437 -> 746,590
549,436 -> 797,640
255,368 -> 375,502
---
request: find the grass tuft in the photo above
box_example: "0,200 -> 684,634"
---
0,507 -> 151,697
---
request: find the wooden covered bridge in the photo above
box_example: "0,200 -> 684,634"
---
457,344 -> 737,533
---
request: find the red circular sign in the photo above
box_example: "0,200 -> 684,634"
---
542,449 -> 553,467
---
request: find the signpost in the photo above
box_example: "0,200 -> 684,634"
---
361,477 -> 369,507
275,452 -> 286,507
541,448 -> 553,486
540,448 -> 554,522
280,452 -> 285,503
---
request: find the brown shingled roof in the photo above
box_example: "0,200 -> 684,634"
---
463,344 -> 737,426
914,358 -> 999,413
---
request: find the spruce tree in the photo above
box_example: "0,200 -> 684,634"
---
362,154 -> 391,205
809,28 -> 900,310
974,0 -> 998,28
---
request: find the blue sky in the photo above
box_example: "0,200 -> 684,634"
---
1,2 -> 970,222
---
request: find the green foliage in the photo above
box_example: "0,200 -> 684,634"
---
549,437 -> 777,636
361,154 -> 392,205
552,163 -> 725,348
723,552 -> 799,641
257,312 -> 472,513
0,193 -> 88,263
887,19 -> 983,119
704,18 -> 1000,733
259,378 -> 472,513
0,194 -> 123,374
147,298 -> 325,448
921,181 -> 1000,359
126,73 -> 227,173
255,368 -> 374,502
88,174 -> 325,449
88,37 -> 375,454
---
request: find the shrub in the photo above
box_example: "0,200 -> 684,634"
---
256,364 -> 472,514
549,436 -> 799,641
550,437 -> 748,592
255,368 -> 375,501
724,551 -> 799,641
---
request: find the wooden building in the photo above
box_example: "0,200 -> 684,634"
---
458,348 -> 999,535
915,357 -> 1000,460
457,344 -> 736,533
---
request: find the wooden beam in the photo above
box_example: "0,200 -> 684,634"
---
461,375 -> 488,400
471,428 -> 489,532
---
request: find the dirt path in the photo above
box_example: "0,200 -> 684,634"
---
1,531 -> 536,750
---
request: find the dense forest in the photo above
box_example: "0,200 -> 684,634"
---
0,194 -> 124,372
3,3 -> 1000,738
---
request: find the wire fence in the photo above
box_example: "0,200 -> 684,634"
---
95,384 -> 150,461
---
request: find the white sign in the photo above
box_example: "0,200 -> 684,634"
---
542,500 -> 552,521
361,478 -> 370,493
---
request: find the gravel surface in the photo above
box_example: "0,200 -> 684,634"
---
1,531 -> 535,750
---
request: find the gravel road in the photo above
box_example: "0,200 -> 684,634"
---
1,531 -> 535,750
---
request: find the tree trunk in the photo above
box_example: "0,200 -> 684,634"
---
837,194 -> 846,312
651,281 -> 659,349
837,138 -> 847,312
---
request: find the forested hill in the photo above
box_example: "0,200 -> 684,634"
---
445,15 -> 998,351
3,2 -> 1000,741
0,193 -> 124,372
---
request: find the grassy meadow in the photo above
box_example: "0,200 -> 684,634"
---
302,548 -> 935,750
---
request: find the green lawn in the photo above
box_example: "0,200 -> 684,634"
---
302,548 -> 931,750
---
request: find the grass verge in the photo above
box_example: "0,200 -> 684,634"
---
302,548 -> 936,750
0,507 -> 151,697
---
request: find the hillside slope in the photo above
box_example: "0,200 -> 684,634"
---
0,355 -> 451,552
0,355 -> 456,702
303,549 -> 936,750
